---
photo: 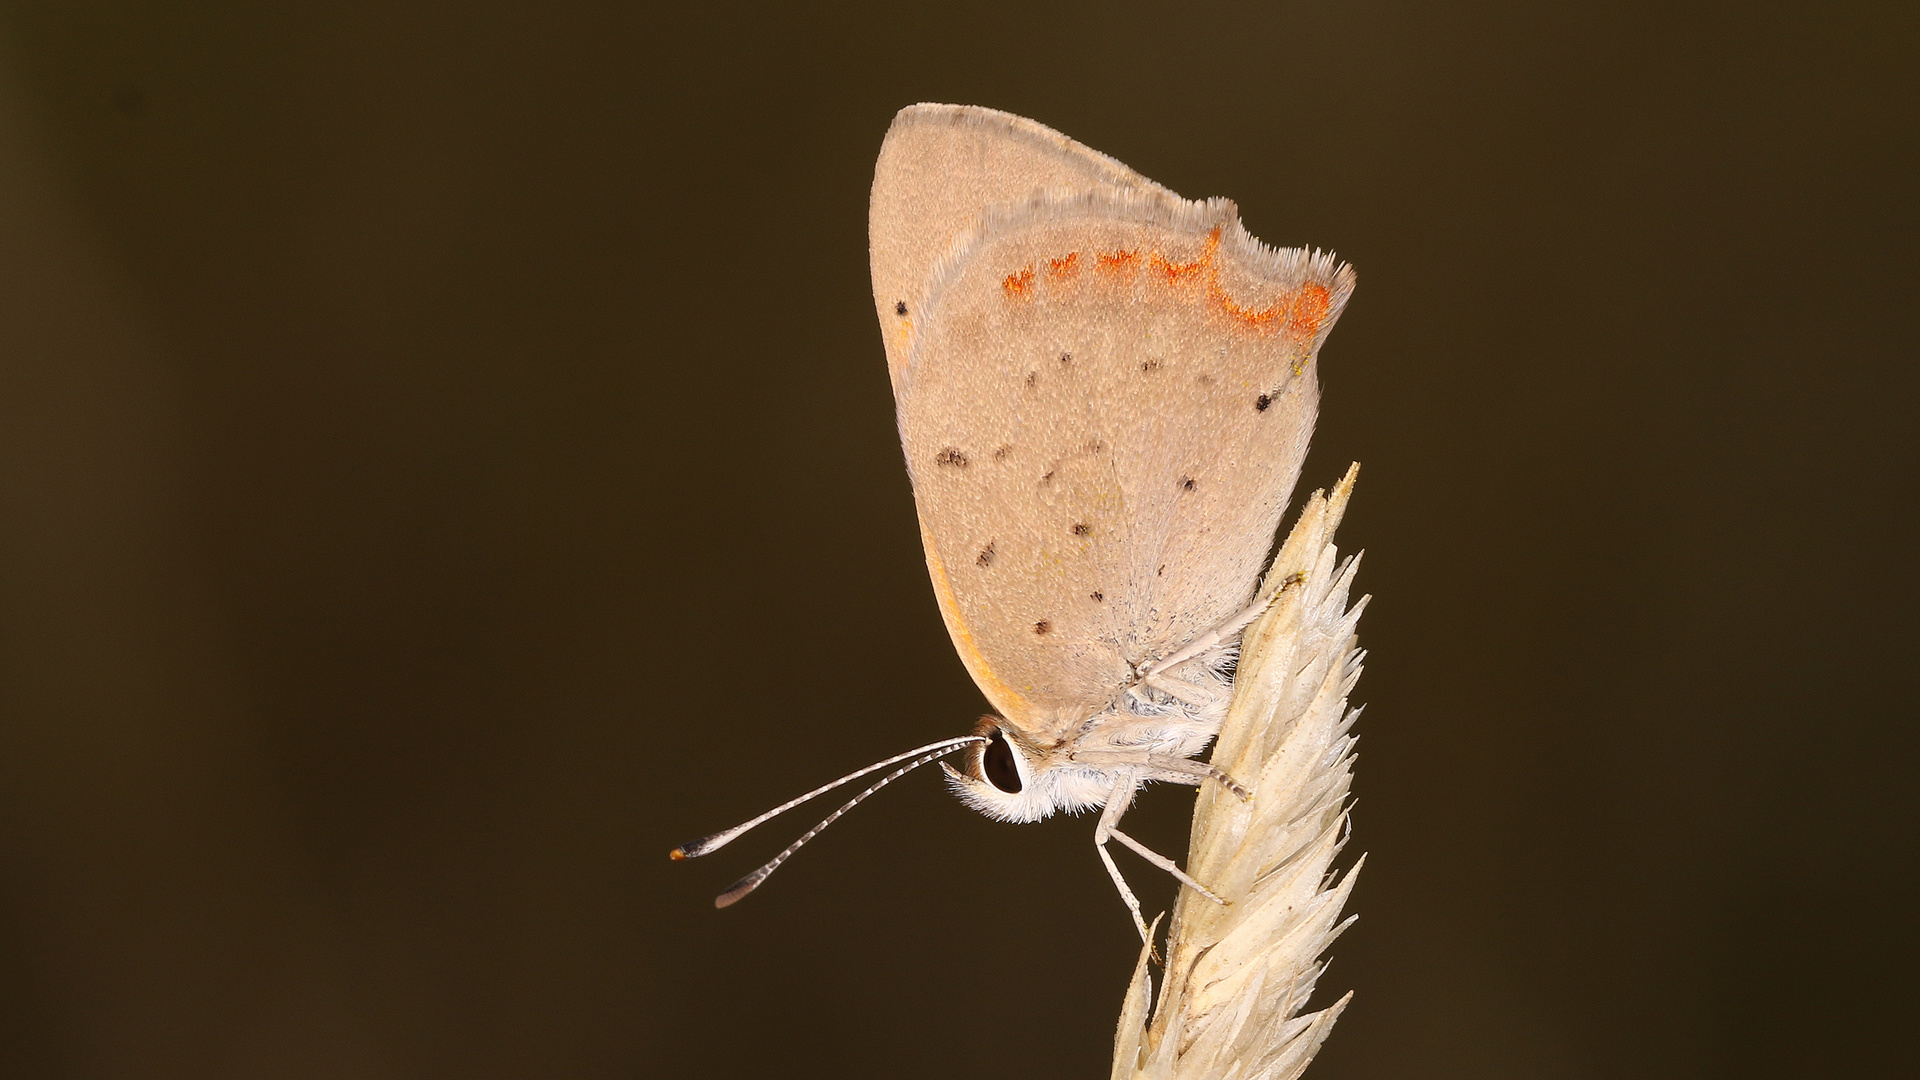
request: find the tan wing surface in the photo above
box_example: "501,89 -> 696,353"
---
897,189 -> 1353,741
870,104 -> 1162,395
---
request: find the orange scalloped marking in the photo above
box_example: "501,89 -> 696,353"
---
1209,284 -> 1288,330
1288,283 -> 1331,340
1046,251 -> 1080,280
1195,232 -> 1334,338
1152,229 -> 1217,283
1002,265 -> 1036,298
1087,226 -> 1325,339
1199,229 -> 1289,331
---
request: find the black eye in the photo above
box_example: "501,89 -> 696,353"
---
982,729 -> 1022,793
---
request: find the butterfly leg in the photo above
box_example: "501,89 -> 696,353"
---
1070,748 -> 1252,801
1139,570 -> 1309,683
1106,827 -> 1228,906
1094,772 -> 1229,948
1127,593 -> 1280,709
1133,670 -> 1221,708
1094,773 -> 1155,944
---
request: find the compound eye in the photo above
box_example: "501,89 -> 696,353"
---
982,729 -> 1023,794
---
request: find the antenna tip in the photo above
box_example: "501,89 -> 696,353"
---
715,872 -> 765,909
672,833 -> 724,859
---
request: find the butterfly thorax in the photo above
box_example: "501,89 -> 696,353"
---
943,641 -> 1236,822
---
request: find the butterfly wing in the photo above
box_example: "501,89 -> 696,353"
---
870,104 -> 1160,396
896,188 -> 1353,743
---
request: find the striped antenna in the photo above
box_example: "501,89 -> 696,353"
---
670,736 -> 988,906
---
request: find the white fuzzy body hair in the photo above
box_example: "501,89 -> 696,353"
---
943,642 -> 1236,822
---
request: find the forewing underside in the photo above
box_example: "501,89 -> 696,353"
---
898,192 -> 1352,740
870,104 -> 1160,395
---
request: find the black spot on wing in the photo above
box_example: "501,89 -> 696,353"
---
1181,477 -> 1196,491
935,447 -> 968,468
1071,523 -> 1090,536
895,300 -> 908,316
1255,394 -> 1272,412
1033,620 -> 1051,635
1090,591 -> 1104,602
977,543 -> 995,568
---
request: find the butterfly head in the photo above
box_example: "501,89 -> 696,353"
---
941,717 -> 1114,822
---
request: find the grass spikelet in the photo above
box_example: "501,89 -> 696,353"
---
1114,463 -> 1367,1080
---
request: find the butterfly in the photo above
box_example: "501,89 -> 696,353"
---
675,104 -> 1354,941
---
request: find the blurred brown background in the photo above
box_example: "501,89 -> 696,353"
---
0,2 -> 1912,1077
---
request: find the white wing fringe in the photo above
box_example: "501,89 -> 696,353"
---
1114,463 -> 1367,1080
